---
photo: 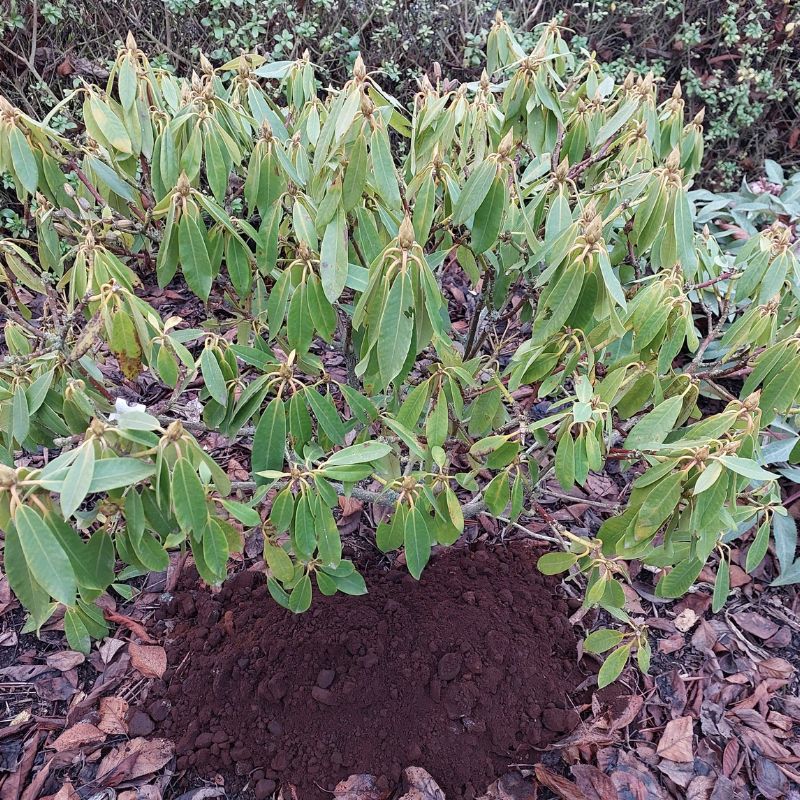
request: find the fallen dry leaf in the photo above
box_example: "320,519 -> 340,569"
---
685,775 -> 715,800
51,722 -> 106,752
674,609 -> 699,633
99,637 -> 127,664
172,790 -> 225,800
754,756 -> 789,799
51,784 -> 80,800
96,737 -> 174,785
334,774 -> 391,800
98,696 -> 129,735
733,612 -> 779,640
129,642 -> 167,679
533,765 -> 586,800
0,630 -> 18,646
758,658 -> 794,682
105,610 -> 157,643
571,764 -> 619,800
45,650 -> 85,671
657,716 -> 694,762
35,675 -> 78,702
397,767 -> 446,800
478,772 -> 538,800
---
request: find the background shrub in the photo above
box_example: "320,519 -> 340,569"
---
1,0 -> 798,186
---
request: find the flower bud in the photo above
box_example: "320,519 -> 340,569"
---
398,216 -> 415,250
498,130 -> 514,157
353,55 -> 367,81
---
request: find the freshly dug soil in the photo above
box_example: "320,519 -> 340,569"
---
149,543 -> 588,798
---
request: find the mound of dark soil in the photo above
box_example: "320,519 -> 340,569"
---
149,543 -> 588,798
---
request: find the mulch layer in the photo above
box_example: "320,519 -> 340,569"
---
149,542 -> 589,798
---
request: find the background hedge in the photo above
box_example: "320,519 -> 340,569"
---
0,0 -> 799,186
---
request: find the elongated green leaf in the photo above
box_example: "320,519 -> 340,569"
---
178,210 -> 213,301
8,126 -> 39,194
378,274 -> 413,387
324,442 -> 391,467
404,506 -> 431,579
88,459 -> 156,492
60,443 -> 96,518
598,644 -> 631,688
172,458 -> 209,534
252,397 -> 286,478
201,347 -> 228,406
289,573 -> 313,613
624,395 -> 683,450
452,160 -> 496,225
15,506 -> 77,606
537,551 -> 579,575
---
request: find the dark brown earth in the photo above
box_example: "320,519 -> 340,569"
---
149,543 -> 590,798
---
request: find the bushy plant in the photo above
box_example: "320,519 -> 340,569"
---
1,19 -> 799,686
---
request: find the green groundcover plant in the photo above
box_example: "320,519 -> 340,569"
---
1,17 -> 799,686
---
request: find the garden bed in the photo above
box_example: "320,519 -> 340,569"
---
149,543 -> 589,798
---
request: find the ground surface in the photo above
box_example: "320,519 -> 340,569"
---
3,518 -> 800,800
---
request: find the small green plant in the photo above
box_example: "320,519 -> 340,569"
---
1,20 -> 798,688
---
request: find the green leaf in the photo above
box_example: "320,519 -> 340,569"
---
289,574 -> 313,613
320,210 -> 348,303
426,390 -> 448,450
584,628 -> 626,654
15,506 -> 77,606
64,608 -> 91,655
265,542 -> 295,583
293,491 -> 317,558
343,133 -> 368,211
178,210 -> 213,301
658,556 -> 704,598
88,459 -> 155,492
323,441 -> 391,467
8,126 -> 38,194
624,395 -> 683,450
306,388 -> 346,445
4,523 -> 51,624
404,506 -> 430,580
637,471 -> 684,531
60,444 -> 96,518
378,508 -> 406,552
221,499 -> 261,527
597,643 -> 631,688
252,397 -> 286,478
443,485 -> 464,533
172,458 -> 209,535
484,472 -> 510,515
317,503 -> 342,568
378,274 -> 413,387
89,96 -> 133,153
537,551 -> 578,575
12,387 -> 30,446
594,97 -> 639,145
712,556 -> 730,613
331,570 -> 367,595
471,175 -> 506,253
555,431 -> 575,491
203,520 -> 230,578
370,124 -> 401,208
772,512 -> 798,577
270,487 -> 295,533
201,348 -> 228,406
452,159 -> 496,226
718,456 -> 775,483
745,519 -> 770,573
